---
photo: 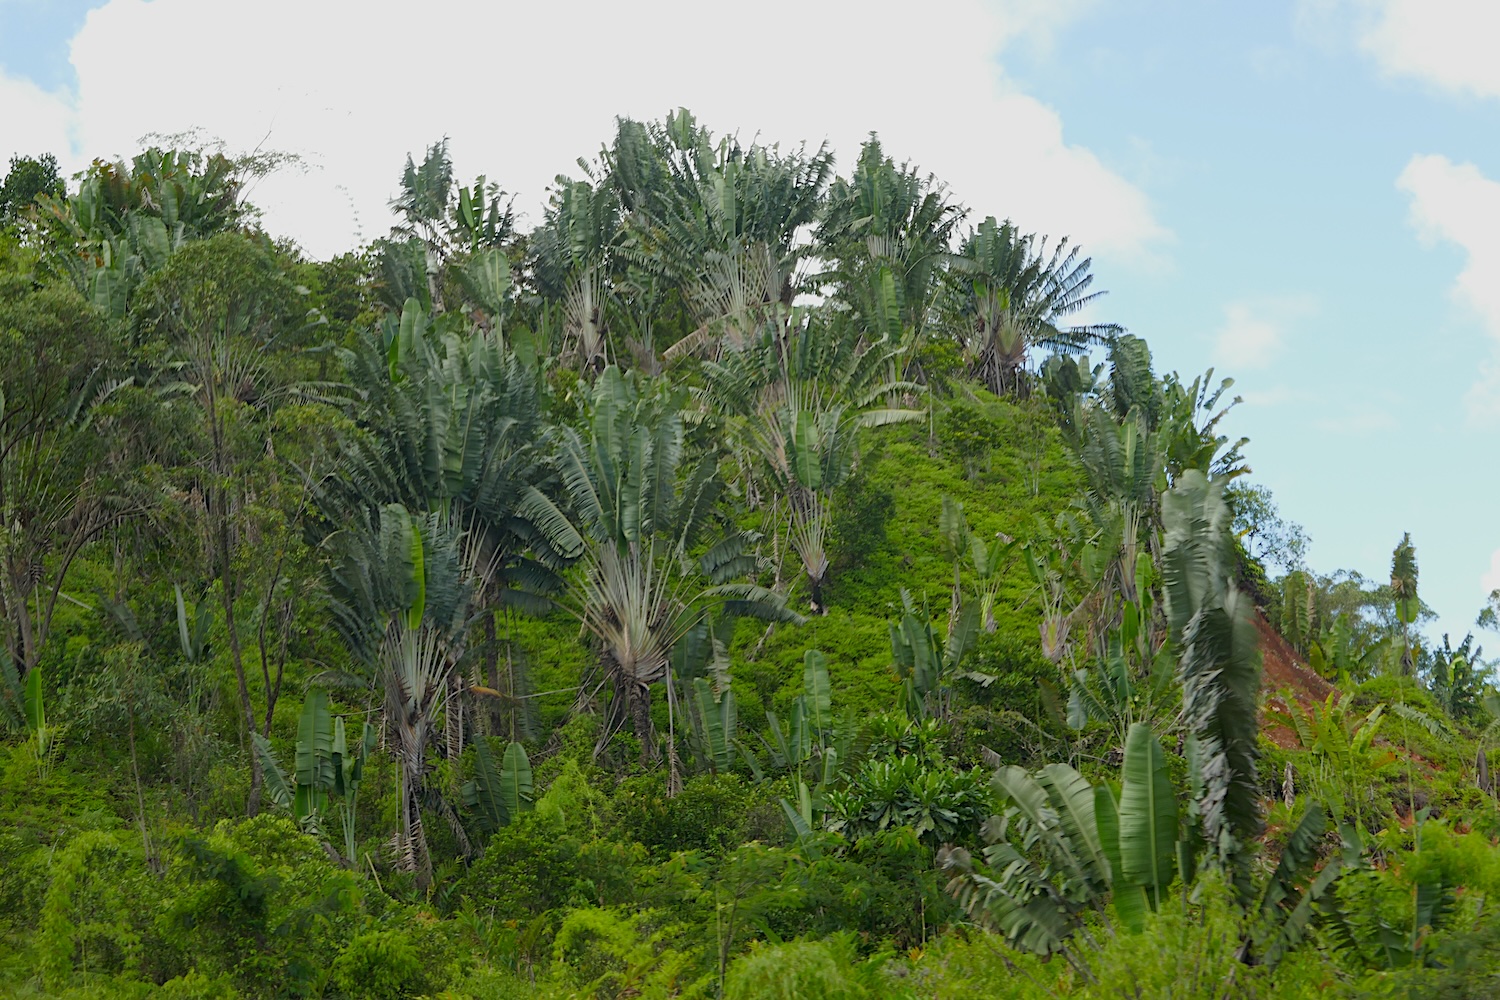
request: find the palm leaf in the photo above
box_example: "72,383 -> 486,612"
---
1118,722 -> 1178,907
803,649 -> 833,736
252,733 -> 295,811
498,741 -> 533,822
1095,783 -> 1148,933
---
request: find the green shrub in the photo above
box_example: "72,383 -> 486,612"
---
829,471 -> 895,574
0,830 -> 50,933
608,774 -> 759,857
157,969 -> 241,1000
725,935 -> 873,1000
459,813 -> 579,918
331,930 -> 425,1000
550,906 -> 711,998
149,815 -> 360,995
446,966 -> 572,999
939,399 -> 1005,480
37,830 -> 154,987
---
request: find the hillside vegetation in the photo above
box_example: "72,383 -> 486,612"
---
1,118 -> 1499,999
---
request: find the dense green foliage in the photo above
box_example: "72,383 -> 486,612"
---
3,115 -> 1500,999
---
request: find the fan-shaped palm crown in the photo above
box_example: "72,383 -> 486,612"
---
947,216 -> 1120,395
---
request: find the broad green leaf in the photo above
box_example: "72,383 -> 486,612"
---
1035,763 -> 1110,887
251,732 -> 295,811
498,741 -> 534,823
1095,783 -> 1147,933
693,677 -> 733,772
406,510 -> 426,630
467,737 -> 510,834
22,663 -> 43,732
790,409 -> 822,490
174,584 -> 194,663
295,688 -> 334,791
1119,723 -> 1177,906
803,649 -> 832,735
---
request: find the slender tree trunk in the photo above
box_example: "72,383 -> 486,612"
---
666,670 -> 682,797
5,565 -> 35,677
632,680 -> 656,765
221,546 -> 261,815
398,724 -> 433,890
483,612 -> 504,738
256,549 -> 292,739
205,383 -> 261,816
125,699 -> 158,873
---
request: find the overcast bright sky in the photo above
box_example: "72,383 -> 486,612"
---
3,0 -> 1499,643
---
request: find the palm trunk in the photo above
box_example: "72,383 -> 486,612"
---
397,721 -> 433,889
631,679 -> 656,764
484,612 -> 507,738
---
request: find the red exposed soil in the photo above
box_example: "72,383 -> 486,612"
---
1255,612 -> 1335,749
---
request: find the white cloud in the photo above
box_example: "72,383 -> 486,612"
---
1397,153 -> 1500,419
1214,304 -> 1282,369
992,0 -> 1101,54
23,0 -> 1167,262
0,70 -> 73,170
1238,385 -> 1302,407
1313,406 -> 1398,434
1212,296 -> 1316,370
1356,0 -> 1500,99
1481,546 -> 1500,597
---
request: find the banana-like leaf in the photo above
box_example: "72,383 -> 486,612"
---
1095,784 -> 1148,932
498,741 -> 534,823
388,297 -> 428,377
1260,853 -> 1342,968
1118,722 -> 1177,906
790,409 -> 822,490
946,602 -> 980,670
780,794 -> 816,846
803,649 -> 833,736
405,509 -> 426,630
331,715 -> 349,797
464,738 -> 503,834
1161,471 -> 1263,892
1258,802 -> 1326,923
174,584 -> 194,663
853,407 -> 925,429
295,688 -> 335,791
762,709 -> 792,769
292,692 -> 333,826
23,663 -> 43,733
789,698 -> 812,767
1034,763 -> 1111,889
460,247 -> 512,318
251,732 -> 295,811
940,495 -> 970,561
466,738 -> 533,834
692,676 -> 736,772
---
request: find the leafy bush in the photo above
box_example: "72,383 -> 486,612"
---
331,930 -> 426,1000
550,906 -> 710,998
825,756 -> 990,847
37,830 -> 154,987
940,399 -> 1005,480
157,969 -> 241,1000
459,813 -> 579,919
608,774 -> 760,857
150,815 -> 361,995
725,935 -> 875,1000
829,471 -> 895,574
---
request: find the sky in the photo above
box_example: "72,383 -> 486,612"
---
2,0 -> 1498,643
